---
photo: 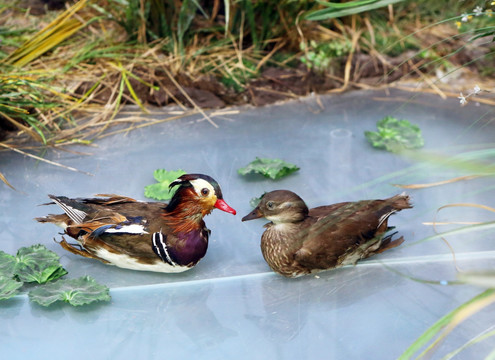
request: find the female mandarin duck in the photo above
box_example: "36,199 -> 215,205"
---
36,174 -> 236,273
242,190 -> 411,277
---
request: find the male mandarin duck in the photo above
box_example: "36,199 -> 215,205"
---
36,174 -> 236,273
242,190 -> 412,277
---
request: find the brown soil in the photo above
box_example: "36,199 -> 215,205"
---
72,51 -> 425,110
3,1 -> 494,142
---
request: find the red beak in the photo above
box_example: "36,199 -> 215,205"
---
214,199 -> 236,215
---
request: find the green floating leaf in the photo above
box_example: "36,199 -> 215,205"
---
238,157 -> 299,180
0,250 -> 16,278
144,169 -> 187,201
14,244 -> 67,284
0,276 -> 23,300
28,276 -> 111,307
250,193 -> 266,208
365,116 -> 424,153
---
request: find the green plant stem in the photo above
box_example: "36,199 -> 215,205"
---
399,289 -> 495,359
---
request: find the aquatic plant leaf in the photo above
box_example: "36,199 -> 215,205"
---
250,194 -> 265,208
0,250 -> 16,278
0,276 -> 23,300
365,116 -> 424,153
144,169 -> 187,200
14,244 -> 67,284
28,276 -> 111,307
238,157 -> 299,180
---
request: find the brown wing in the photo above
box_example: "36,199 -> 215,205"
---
294,196 -> 410,269
45,195 -> 168,258
78,200 -> 169,257
308,202 -> 350,219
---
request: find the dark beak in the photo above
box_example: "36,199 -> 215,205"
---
241,207 -> 264,221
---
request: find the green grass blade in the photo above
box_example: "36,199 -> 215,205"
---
3,0 -> 89,67
399,148 -> 495,177
121,68 -> 148,113
243,0 -> 258,48
407,221 -> 495,248
304,0 -> 407,21
486,347 -> 495,360
177,0 -> 197,53
111,75 -> 126,122
223,0 -> 230,35
190,0 -> 208,19
441,329 -> 495,360
398,289 -> 495,360
316,0 -> 379,9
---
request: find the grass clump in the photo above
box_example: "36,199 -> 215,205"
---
0,0 -> 493,178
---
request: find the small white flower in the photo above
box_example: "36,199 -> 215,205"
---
473,85 -> 481,94
458,92 -> 467,105
461,13 -> 470,22
473,6 -> 484,16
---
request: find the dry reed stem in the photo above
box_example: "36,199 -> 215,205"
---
95,108 -> 239,139
0,111 -> 42,142
328,26 -> 363,93
394,175 -> 481,189
152,53 -> 218,128
0,142 -> 93,176
0,171 -> 16,190
422,221 -> 484,225
408,60 -> 447,99
394,85 -> 495,106
426,202 -> 495,273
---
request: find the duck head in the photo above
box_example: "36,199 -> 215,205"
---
166,174 -> 236,216
242,190 -> 308,224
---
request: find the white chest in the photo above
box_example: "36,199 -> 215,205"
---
94,248 -> 191,273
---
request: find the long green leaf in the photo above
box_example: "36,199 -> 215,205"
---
316,0 -> 380,9
3,0 -> 89,67
121,67 -> 148,113
223,0 -> 230,35
402,149 -> 495,176
243,0 -> 258,48
407,221 -> 495,247
304,0 -> 407,21
177,0 -> 197,53
442,329 -> 495,360
399,289 -> 495,360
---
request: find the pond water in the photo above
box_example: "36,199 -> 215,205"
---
1,88 -> 495,359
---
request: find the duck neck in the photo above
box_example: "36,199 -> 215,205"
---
163,188 -> 208,233
265,219 -> 302,234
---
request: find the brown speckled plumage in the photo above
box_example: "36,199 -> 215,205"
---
242,190 -> 412,277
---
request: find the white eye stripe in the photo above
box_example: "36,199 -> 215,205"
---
189,179 -> 215,197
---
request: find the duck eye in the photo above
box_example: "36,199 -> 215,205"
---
266,201 -> 274,209
201,188 -> 210,196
